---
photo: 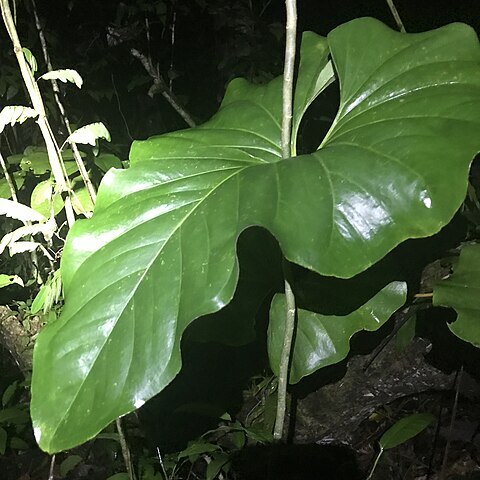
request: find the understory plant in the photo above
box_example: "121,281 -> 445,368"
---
0,0 -> 478,464
25,14 -> 480,454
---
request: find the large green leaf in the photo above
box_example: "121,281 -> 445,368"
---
433,243 -> 480,347
268,281 -> 407,383
31,18 -> 480,452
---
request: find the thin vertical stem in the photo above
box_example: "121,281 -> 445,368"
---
0,152 -> 18,202
48,454 -> 55,480
1,0 -> 75,227
386,0 -> 406,32
439,366 -> 463,480
280,0 -> 297,160
116,417 -> 136,480
366,449 -> 384,480
30,0 -> 97,204
273,0 -> 297,442
273,276 -> 296,440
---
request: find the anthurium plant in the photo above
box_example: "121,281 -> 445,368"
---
30,17 -> 480,452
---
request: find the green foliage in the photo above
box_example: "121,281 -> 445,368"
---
59,454 -> 83,476
38,69 -> 83,89
379,413 -> 435,450
433,243 -> 480,347
0,380 -> 33,455
0,106 -> 37,133
22,48 -> 38,75
95,153 -> 123,173
30,18 -> 480,453
268,282 -> 407,383
31,270 -> 62,316
0,274 -> 23,289
66,122 -> 111,147
30,180 -> 64,218
367,413 -> 435,479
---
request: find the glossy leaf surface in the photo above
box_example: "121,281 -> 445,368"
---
31,18 -> 480,452
433,243 -> 480,347
268,281 -> 406,383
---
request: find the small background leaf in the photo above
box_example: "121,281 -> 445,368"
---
177,441 -> 220,459
0,172 -> 25,199
0,198 -> 46,222
0,274 -> 24,289
60,455 -> 83,476
379,413 -> 435,450
71,187 -> 94,216
39,69 -> 83,88
94,153 -> 123,172
19,147 -> 50,175
0,106 -> 37,134
206,453 -> 230,480
22,48 -> 38,74
30,180 -> 64,218
67,122 -> 111,146
433,243 -> 480,347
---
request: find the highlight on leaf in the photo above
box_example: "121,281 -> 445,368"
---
0,106 -> 37,134
38,69 -> 83,89
66,122 -> 111,146
0,274 -> 24,289
0,198 -> 46,223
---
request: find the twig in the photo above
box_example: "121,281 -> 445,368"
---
439,366 -> 463,480
0,0 -> 75,227
30,0 -> 97,204
169,10 -> 176,92
273,0 -> 297,443
48,454 -> 55,480
130,48 -> 196,128
116,417 -> 136,480
0,151 -> 18,201
280,0 -> 296,160
156,446 -> 170,480
112,74 -> 133,141
385,0 -> 406,33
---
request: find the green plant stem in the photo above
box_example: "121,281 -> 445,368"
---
156,447 -> 170,480
280,0 -> 297,160
30,0 -> 97,205
273,0 -> 298,443
0,0 -> 75,227
366,449 -> 383,480
385,0 -> 406,32
48,454 -> 55,480
0,152 -> 18,202
116,417 -> 136,480
273,276 -> 296,440
440,366 -> 463,480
